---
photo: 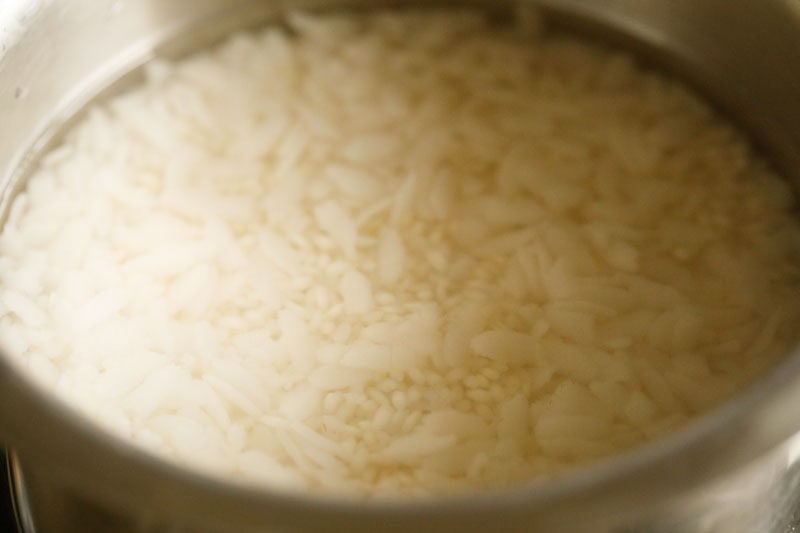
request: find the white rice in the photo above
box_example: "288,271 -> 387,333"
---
1,9 -> 800,497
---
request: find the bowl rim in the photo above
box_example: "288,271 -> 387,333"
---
4,346 -> 800,531
2,0 -> 800,530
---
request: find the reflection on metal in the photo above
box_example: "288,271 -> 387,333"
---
0,0 -> 50,61
7,452 -> 34,533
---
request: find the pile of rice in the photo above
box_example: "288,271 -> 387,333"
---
1,10 -> 799,497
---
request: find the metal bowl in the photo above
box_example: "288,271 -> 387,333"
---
1,1 -> 800,531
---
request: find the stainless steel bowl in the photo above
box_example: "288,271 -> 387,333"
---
1,1 -> 800,532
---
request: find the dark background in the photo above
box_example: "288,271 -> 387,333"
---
0,451 -> 18,532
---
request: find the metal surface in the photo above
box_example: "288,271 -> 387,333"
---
7,452 -> 34,533
1,0 -> 800,531
3,451 -> 23,532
